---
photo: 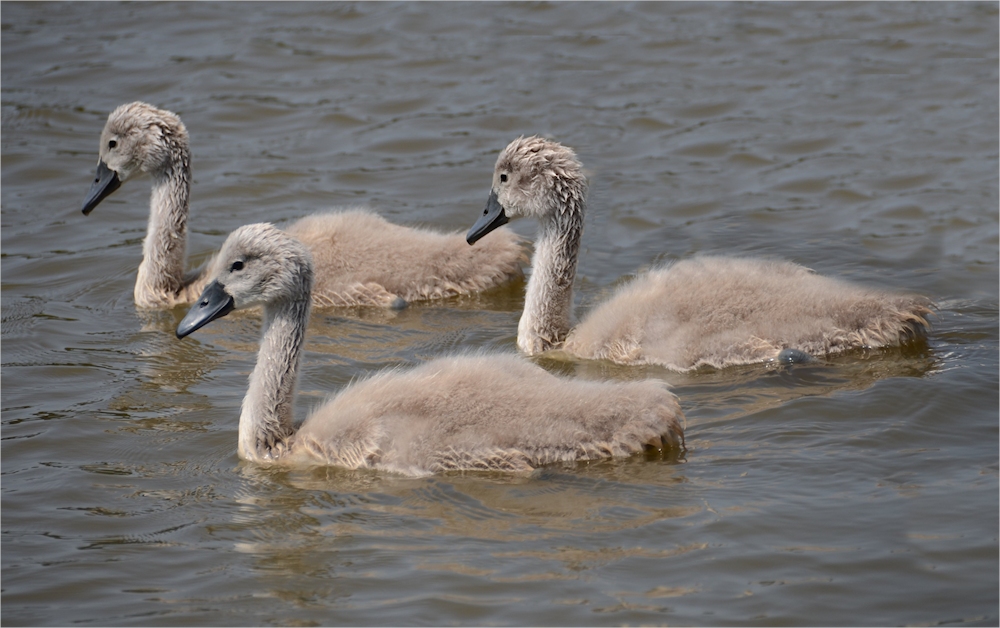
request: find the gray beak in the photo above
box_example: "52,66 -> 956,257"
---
81,161 -> 122,215
467,190 -> 509,245
176,280 -> 236,339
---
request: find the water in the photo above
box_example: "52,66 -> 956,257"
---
2,2 -> 997,625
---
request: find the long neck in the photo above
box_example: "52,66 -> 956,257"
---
238,296 -> 311,462
135,147 -> 193,307
518,194 -> 584,354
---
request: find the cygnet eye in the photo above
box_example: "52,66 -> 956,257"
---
108,140 -> 117,149
230,260 -> 244,272
500,173 -> 508,183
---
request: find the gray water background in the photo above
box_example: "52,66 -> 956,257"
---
2,2 -> 998,625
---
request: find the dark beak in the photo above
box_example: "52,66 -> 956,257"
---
176,280 -> 236,339
467,190 -> 509,245
81,161 -> 122,216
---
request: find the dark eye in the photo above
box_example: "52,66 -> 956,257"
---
108,140 -> 117,149
500,173 -> 508,183
230,260 -> 244,272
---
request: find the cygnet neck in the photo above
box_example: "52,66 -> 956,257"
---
239,294 -> 311,462
518,193 -> 585,354
135,142 -> 195,307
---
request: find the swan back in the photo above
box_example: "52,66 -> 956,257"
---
564,256 -> 933,370
291,352 -> 684,475
288,209 -> 526,307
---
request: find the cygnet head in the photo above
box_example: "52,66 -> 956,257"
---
176,223 -> 314,338
82,101 -> 189,215
468,136 -> 587,244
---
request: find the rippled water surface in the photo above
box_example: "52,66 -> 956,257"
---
3,2 -> 998,625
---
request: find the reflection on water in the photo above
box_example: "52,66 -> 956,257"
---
2,1 -> 997,626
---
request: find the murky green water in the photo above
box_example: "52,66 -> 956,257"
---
3,2 -> 997,625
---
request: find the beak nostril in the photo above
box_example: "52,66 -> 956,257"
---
483,209 -> 487,215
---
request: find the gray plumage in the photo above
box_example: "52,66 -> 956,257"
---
471,136 -> 933,370
177,223 -> 684,475
82,102 -> 525,309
